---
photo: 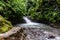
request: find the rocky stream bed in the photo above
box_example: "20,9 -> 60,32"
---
0,24 -> 60,40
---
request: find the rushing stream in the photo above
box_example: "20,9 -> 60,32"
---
16,16 -> 60,40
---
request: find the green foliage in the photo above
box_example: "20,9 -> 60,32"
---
0,0 -> 60,25
0,0 -> 26,24
27,0 -> 60,24
27,0 -> 43,15
0,15 -> 12,33
11,0 -> 26,15
57,0 -> 60,4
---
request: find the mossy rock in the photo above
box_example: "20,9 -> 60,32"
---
0,15 -> 13,33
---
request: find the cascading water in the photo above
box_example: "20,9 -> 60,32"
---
23,17 -> 32,23
16,16 -> 60,40
23,16 -> 40,25
16,16 -> 41,28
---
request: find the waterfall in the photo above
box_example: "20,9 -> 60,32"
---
15,16 -> 60,40
23,16 -> 40,25
23,17 -> 32,23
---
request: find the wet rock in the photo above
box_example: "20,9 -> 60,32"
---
48,35 -> 55,39
24,28 -> 60,40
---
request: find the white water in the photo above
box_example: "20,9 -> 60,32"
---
16,16 -> 60,40
22,16 -> 40,26
23,17 -> 32,23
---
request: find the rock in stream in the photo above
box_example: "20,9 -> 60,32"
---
24,28 -> 60,40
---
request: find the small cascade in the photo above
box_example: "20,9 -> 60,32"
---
16,16 -> 40,28
22,16 -> 40,26
15,16 -> 60,40
23,17 -> 32,23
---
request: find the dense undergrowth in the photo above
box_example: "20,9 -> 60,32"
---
27,0 -> 60,25
0,0 -> 60,28
0,0 -> 26,24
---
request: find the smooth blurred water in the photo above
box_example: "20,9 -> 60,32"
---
23,17 -> 32,23
16,17 -> 60,35
15,16 -> 60,40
